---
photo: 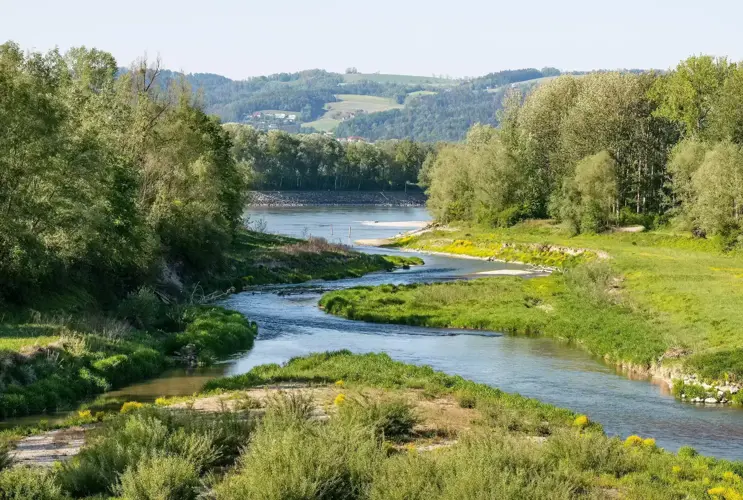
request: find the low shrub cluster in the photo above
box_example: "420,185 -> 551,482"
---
3,353 -> 743,498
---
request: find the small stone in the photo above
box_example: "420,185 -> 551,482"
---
704,397 -> 718,404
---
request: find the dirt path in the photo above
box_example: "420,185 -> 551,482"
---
10,425 -> 93,467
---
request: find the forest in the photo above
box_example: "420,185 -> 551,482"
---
422,56 -> 743,245
0,41 -> 247,306
160,66 -> 561,140
226,125 -> 433,190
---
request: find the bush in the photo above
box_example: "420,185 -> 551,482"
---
338,395 -> 419,441
59,407 -> 251,496
171,306 -> 256,360
116,455 -> 199,500
0,466 -> 67,499
564,260 -> 617,305
214,411 -> 382,500
117,287 -> 163,330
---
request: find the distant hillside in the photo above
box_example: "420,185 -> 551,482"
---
156,66 -> 642,141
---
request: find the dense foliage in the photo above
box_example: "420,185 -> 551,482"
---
423,55 -> 743,244
0,42 -> 247,306
336,87 -> 508,142
227,124 -> 433,190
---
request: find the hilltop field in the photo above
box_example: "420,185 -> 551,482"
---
302,94 -> 404,132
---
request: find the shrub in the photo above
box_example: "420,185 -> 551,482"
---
116,455 -> 199,500
338,395 -> 419,441
120,401 -> 144,414
58,408 -> 245,496
678,446 -> 698,458
117,287 -> 163,330
564,260 -> 617,305
172,306 -> 256,361
625,435 -> 644,447
0,466 -> 67,499
214,411 -> 382,500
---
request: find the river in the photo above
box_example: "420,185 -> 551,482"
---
109,206 -> 743,461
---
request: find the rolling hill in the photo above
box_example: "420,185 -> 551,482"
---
162,67 -> 592,141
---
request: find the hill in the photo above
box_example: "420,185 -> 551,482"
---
160,67 -> 619,141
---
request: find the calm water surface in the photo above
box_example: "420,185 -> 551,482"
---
103,206 -> 743,461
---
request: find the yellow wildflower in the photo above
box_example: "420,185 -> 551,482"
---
624,435 -> 644,447
120,401 -> 144,414
155,397 -> 169,407
724,471 -> 742,483
335,380 -> 345,387
77,410 -> 92,419
671,465 -> 682,474
573,415 -> 589,428
334,394 -> 346,406
643,438 -> 656,448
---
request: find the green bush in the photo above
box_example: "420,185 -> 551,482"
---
117,287 -> 163,330
214,411 -> 382,500
171,306 -> 256,360
0,466 -> 67,500
59,407 -> 250,497
564,260 -> 618,305
116,455 -> 200,500
338,395 -> 419,441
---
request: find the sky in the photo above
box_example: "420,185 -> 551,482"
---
2,0 -> 741,80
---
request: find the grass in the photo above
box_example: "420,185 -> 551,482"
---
210,229 -> 422,289
302,94 -> 403,132
320,271 -> 667,367
380,221 -> 743,382
4,351 -> 743,498
0,323 -> 60,351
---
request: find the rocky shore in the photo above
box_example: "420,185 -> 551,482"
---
247,190 -> 427,207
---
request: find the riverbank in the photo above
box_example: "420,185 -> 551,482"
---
247,190 -> 427,207
330,221 -> 743,404
4,351 -> 742,499
0,230 -> 419,421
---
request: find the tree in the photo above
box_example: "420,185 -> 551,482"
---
692,142 -> 743,240
649,55 -> 732,138
558,151 -> 618,233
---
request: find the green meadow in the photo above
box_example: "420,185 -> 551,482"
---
322,222 -> 743,385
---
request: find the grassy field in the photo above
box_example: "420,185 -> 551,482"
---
341,73 -> 459,85
324,222 -> 743,386
5,351 -> 743,498
302,94 -> 404,132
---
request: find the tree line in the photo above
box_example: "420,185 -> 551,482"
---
226,125 -> 433,190
422,55 -> 743,245
0,42 -> 246,305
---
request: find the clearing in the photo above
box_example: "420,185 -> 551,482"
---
302,94 -> 403,132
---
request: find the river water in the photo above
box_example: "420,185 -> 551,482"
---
106,206 -> 743,461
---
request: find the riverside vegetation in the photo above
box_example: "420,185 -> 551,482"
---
0,41 -> 417,421
3,351 -> 743,499
321,54 -> 743,403
322,221 -> 743,404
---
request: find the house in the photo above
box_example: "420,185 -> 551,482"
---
287,114 -> 297,121
274,113 -> 287,119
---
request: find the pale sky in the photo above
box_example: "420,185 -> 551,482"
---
2,0 -> 741,80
